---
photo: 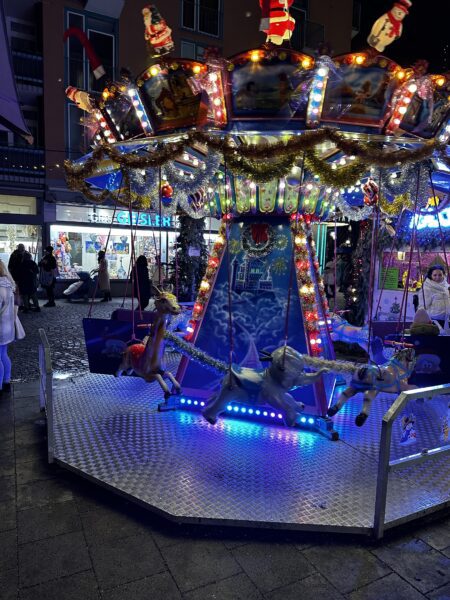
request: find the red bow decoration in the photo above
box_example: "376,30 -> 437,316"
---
251,223 -> 269,244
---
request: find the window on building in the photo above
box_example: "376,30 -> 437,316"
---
7,18 -> 40,53
181,40 -> 211,61
65,10 -> 118,157
290,7 -> 306,50
182,0 -> 221,37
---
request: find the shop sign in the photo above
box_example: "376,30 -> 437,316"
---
88,210 -> 173,228
115,211 -> 173,228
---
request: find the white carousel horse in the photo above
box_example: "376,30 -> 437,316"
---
327,347 -> 417,426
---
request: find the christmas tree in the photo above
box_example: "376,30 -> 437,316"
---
170,214 -> 208,301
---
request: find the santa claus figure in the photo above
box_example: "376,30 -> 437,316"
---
367,0 -> 412,53
259,0 -> 296,45
142,4 -> 174,56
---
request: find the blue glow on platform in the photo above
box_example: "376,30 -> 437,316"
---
178,398 -> 319,428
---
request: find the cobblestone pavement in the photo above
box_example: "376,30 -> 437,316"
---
1,300 -> 450,599
9,299 -> 134,382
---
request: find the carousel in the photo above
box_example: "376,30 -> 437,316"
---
48,1 -> 450,537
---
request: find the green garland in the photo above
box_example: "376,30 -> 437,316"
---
225,153 -> 298,182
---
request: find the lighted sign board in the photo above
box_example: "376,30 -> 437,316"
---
409,209 -> 450,230
115,211 -> 173,228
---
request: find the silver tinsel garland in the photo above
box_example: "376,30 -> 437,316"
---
334,195 -> 373,221
380,161 -> 430,209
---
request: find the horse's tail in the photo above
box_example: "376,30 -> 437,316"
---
301,354 -> 358,374
164,330 -> 228,375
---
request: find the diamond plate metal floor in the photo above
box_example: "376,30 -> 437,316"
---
51,364 -> 450,534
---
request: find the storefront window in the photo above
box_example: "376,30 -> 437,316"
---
0,224 -> 41,264
49,224 -> 179,280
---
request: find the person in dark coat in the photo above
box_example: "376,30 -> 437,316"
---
38,246 -> 57,307
8,243 -> 25,283
132,255 -> 152,310
18,252 -> 40,312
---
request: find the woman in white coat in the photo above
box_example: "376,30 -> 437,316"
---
419,265 -> 450,328
0,259 -> 16,397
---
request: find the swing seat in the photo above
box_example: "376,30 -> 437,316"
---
82,318 -> 149,375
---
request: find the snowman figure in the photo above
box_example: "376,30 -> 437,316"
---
367,0 -> 412,53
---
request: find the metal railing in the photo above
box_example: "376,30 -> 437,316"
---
38,329 -> 54,463
374,384 -> 450,538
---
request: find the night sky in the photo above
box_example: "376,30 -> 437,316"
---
351,0 -> 449,73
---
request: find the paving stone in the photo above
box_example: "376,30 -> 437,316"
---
13,405 -> 42,427
0,476 -> 16,503
162,539 -> 242,593
17,477 -> 74,510
15,458 -> 62,485
0,500 -> 16,532
347,573 -> 427,600
104,572 -> 181,600
89,533 -> 165,589
427,582 -> 450,600
0,530 -> 18,572
0,450 -> 15,478
372,538 -> 450,594
230,542 -> 315,594
18,531 -> 92,588
443,547 -> 450,559
0,568 -> 18,600
416,523 -> 450,551
265,573 -> 345,600
18,571 -> 100,600
303,544 -> 391,594
184,572 -> 263,600
17,501 -> 82,544
81,505 -> 150,546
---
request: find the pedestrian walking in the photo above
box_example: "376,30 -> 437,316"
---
0,259 -> 25,397
18,252 -> 40,312
38,246 -> 57,307
91,250 -> 111,302
132,255 -> 152,310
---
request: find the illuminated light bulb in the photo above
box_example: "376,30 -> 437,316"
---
300,285 -> 309,294
301,57 -> 312,69
95,134 -> 101,140
250,50 -> 261,62
398,106 -> 407,114
279,181 -> 285,190
313,93 -> 322,102
317,68 -> 327,77
249,181 -> 256,189
312,108 -> 319,114
192,65 -> 201,74
215,235 -> 225,245
331,163 -> 337,170
408,83 -> 418,93
179,169 -> 184,176
100,121 -> 107,128
339,158 -> 346,165
102,90 -> 109,100
183,152 -> 189,161
404,97 -> 411,104
355,54 -> 365,65
104,130 -> 111,137
393,118 -> 401,125
194,303 -> 203,313
436,76 -> 446,87
213,97 -> 221,106
294,235 -> 302,245
306,183 -> 313,190
127,89 -> 135,97
132,100 -> 139,107
136,110 -> 143,117
193,159 -> 199,166
216,110 -> 222,118
209,72 -> 218,82
396,70 -> 406,80
207,187 -> 213,193
200,281 -> 210,291
141,120 -> 149,128
310,339 -> 316,345
317,338 -> 322,344
326,187 -> 332,193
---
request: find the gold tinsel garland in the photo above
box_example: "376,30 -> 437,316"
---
379,193 -> 413,216
304,150 -> 367,187
64,128 -> 443,197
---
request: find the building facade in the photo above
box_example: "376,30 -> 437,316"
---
1,0 -> 355,279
